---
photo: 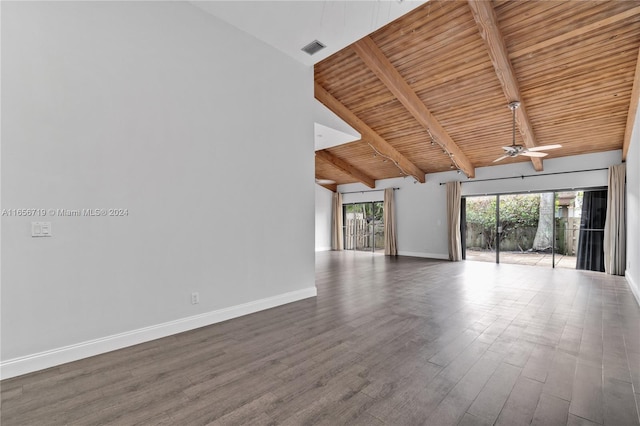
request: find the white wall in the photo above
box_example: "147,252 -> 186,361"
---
338,151 -> 623,259
1,1 -> 315,378
315,184 -> 333,251
626,106 -> 640,305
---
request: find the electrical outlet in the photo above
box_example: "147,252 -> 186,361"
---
191,292 -> 200,305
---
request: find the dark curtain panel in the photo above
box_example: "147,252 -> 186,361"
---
576,190 -> 607,272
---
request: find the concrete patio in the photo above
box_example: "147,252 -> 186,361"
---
466,249 -> 578,269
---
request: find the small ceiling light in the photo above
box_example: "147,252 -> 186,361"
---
457,170 -> 461,174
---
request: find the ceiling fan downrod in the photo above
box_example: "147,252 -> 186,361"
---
509,101 -> 520,148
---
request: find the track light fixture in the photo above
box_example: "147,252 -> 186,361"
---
368,143 -> 421,182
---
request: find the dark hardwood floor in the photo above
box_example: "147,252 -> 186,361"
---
2,251 -> 639,425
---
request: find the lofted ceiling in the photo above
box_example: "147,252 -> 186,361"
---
314,0 -> 640,190
192,1 -> 426,67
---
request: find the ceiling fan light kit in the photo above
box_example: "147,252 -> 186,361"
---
493,101 -> 562,163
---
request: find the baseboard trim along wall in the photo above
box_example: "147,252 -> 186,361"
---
627,271 -> 640,307
397,251 -> 449,260
0,286 -> 317,380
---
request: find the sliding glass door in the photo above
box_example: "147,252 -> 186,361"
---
554,191 -> 581,268
463,188 -> 606,271
463,195 -> 498,264
575,190 -> 607,272
499,193 -> 552,266
343,202 -> 384,253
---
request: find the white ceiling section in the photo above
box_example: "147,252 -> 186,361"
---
313,99 -> 360,150
191,1 -> 428,67
314,123 -> 359,151
192,0 -> 427,152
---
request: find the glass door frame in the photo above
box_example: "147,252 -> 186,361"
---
462,187 -> 605,269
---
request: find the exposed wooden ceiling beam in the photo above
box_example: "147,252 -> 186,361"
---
315,149 -> 376,189
314,82 -> 426,183
623,45 -> 640,161
317,182 -> 337,192
467,0 -> 544,172
510,6 -> 640,59
351,36 -> 476,178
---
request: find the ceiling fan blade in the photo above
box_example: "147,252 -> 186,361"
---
493,155 -> 510,163
527,144 -> 562,152
520,151 -> 548,158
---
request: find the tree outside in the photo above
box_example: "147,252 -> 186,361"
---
532,192 -> 554,251
344,202 -> 383,222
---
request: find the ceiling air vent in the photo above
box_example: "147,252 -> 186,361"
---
301,40 -> 326,56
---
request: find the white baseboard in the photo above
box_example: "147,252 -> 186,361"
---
315,246 -> 331,252
397,251 -> 449,260
626,270 -> 640,307
0,286 -> 317,380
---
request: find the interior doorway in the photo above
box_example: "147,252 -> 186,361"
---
462,189 -> 606,271
343,202 -> 384,253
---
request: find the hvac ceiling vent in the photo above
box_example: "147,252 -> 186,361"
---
301,40 -> 326,56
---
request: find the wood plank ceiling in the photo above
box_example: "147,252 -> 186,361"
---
314,0 -> 640,190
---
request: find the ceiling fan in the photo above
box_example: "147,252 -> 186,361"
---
315,178 -> 336,185
493,101 -> 562,163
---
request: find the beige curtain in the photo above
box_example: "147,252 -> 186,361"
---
331,192 -> 343,251
384,188 -> 397,256
446,181 -> 462,261
604,163 -> 626,275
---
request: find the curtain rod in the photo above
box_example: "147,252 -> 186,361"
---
438,167 -> 608,186
340,187 -> 400,194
